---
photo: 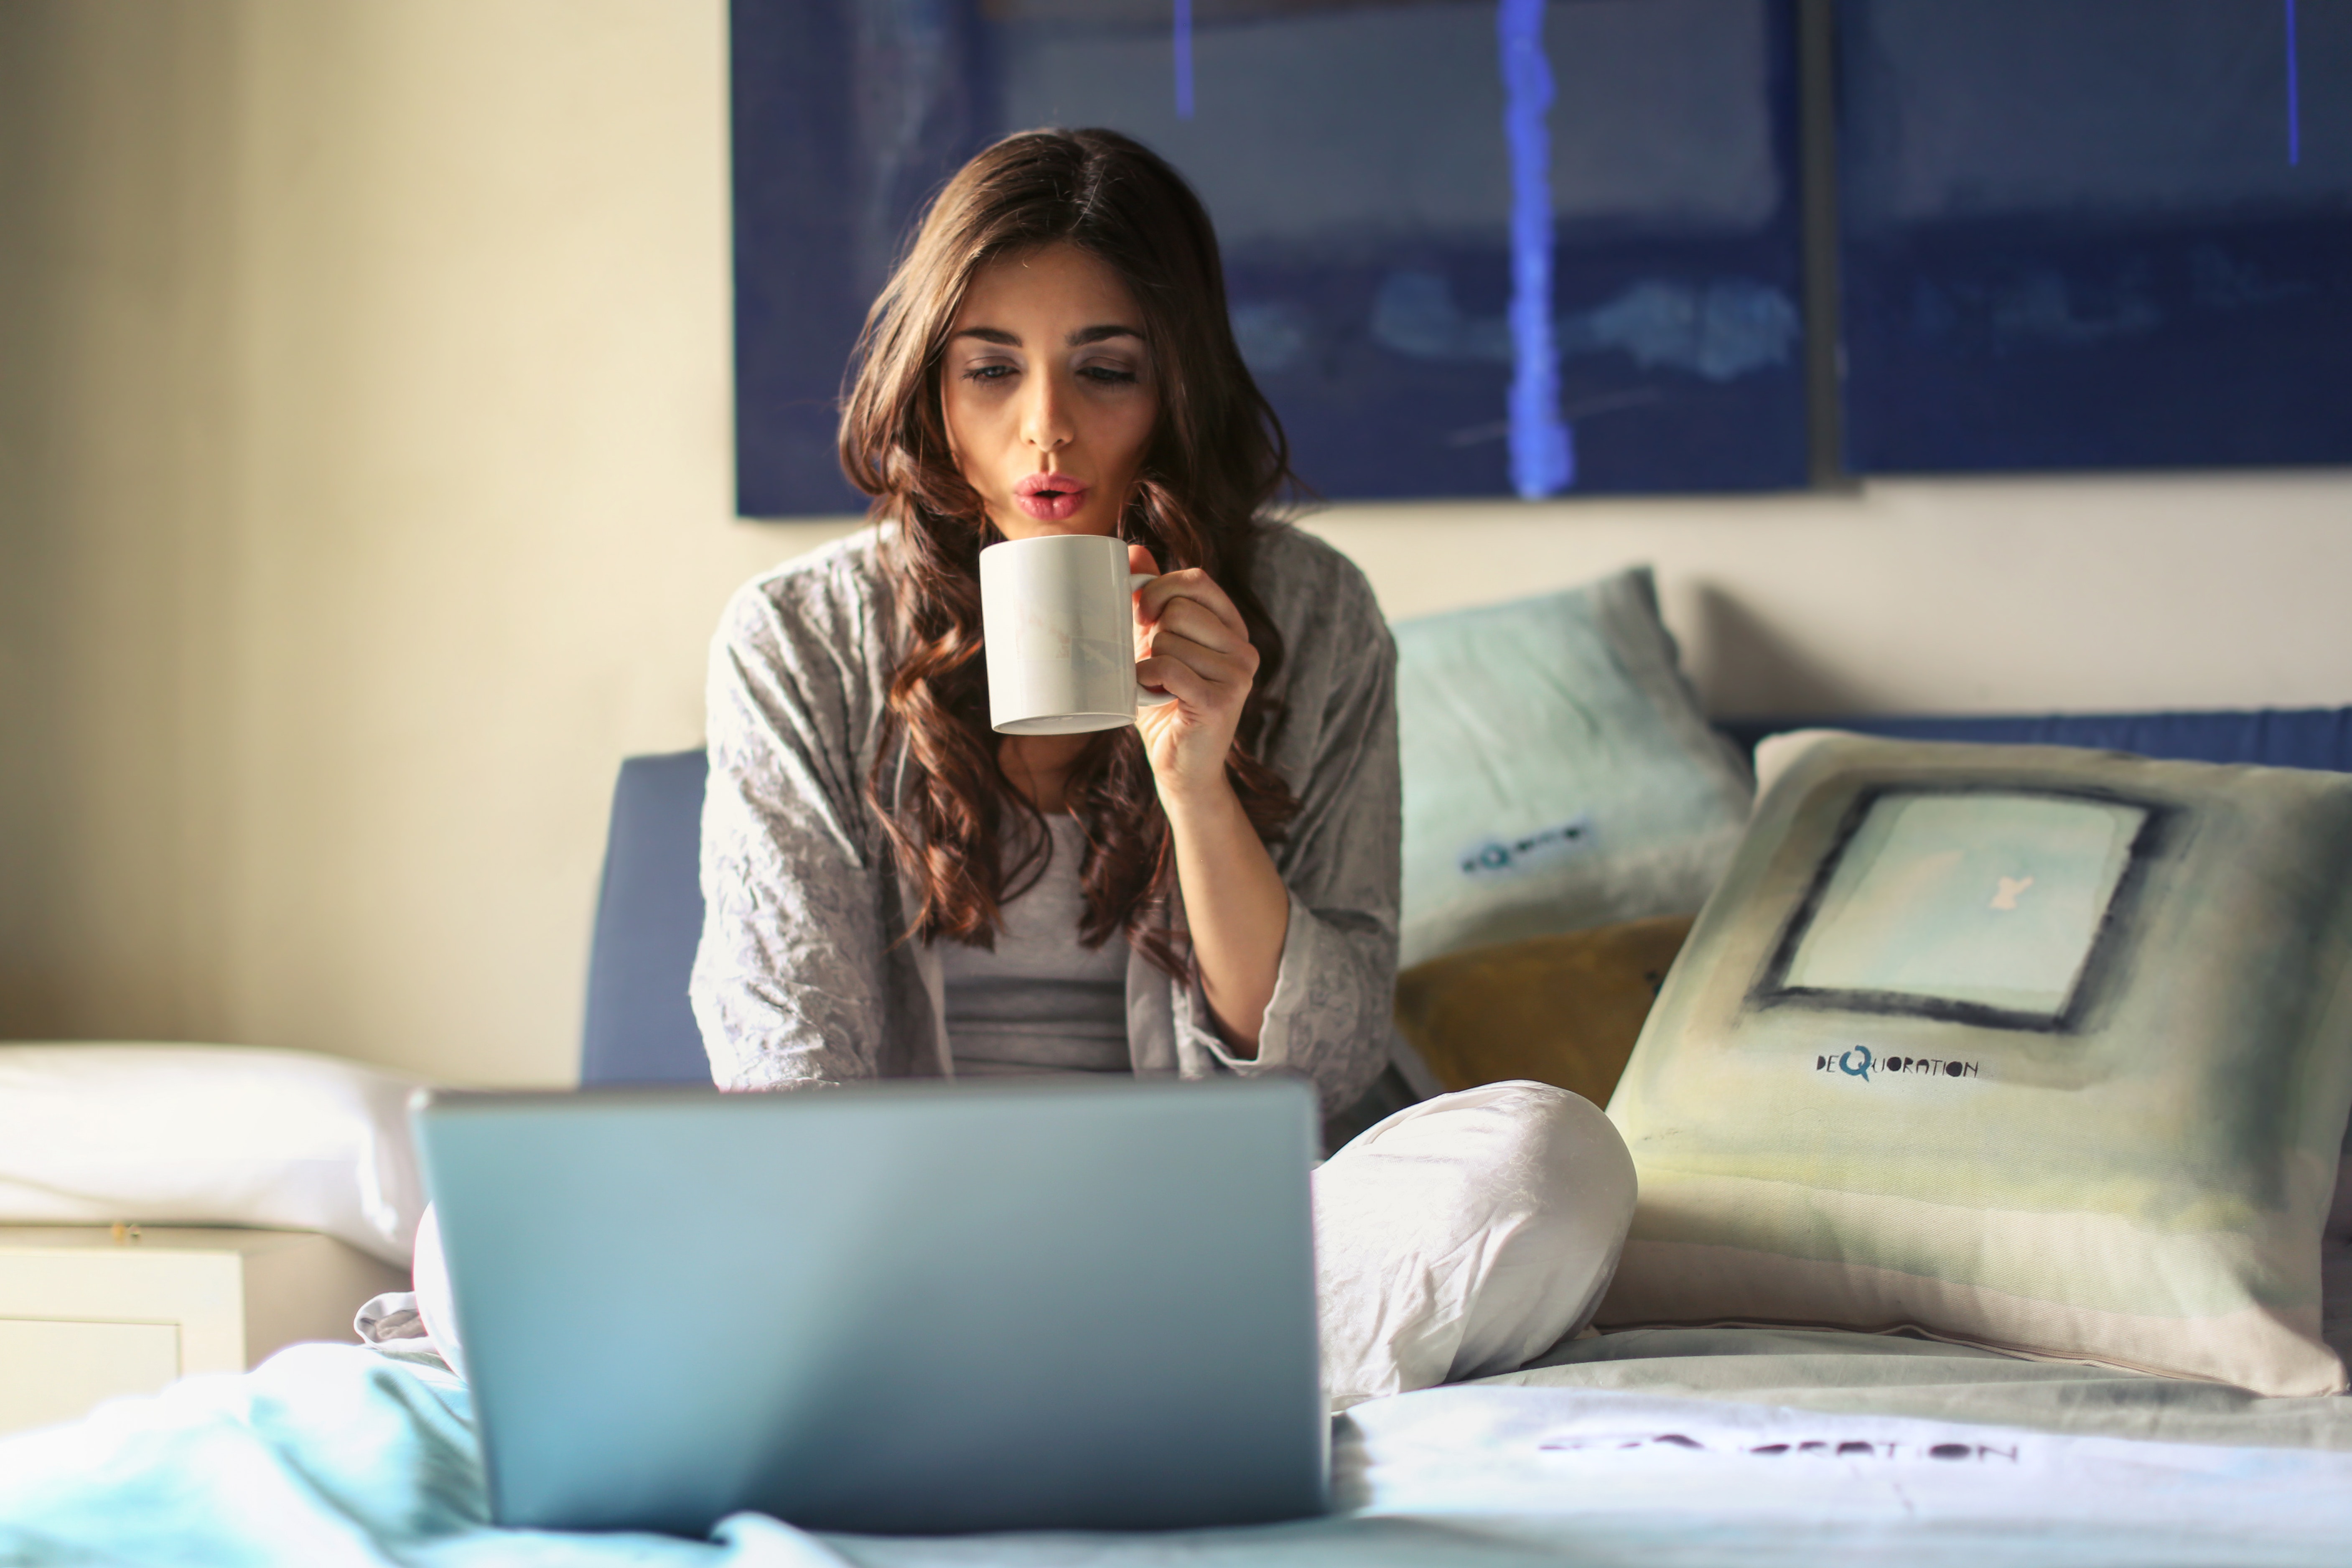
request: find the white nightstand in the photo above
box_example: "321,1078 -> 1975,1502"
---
0,1224 -> 410,1436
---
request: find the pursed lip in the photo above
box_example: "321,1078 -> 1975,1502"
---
1013,471 -> 1090,522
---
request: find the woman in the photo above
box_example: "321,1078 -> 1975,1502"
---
693,126 -> 1635,1406
423,130 -> 1634,1411
691,127 -> 1395,1106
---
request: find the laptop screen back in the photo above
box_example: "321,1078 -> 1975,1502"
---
414,1077 -> 1325,1536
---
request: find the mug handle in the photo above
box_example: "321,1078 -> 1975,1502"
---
1129,571 -> 1177,708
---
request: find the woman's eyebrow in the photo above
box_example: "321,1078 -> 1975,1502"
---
953,326 -> 1020,346
1069,324 -> 1143,346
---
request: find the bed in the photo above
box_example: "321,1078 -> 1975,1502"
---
4,699 -> 2349,1565
7,1296 -> 2352,1564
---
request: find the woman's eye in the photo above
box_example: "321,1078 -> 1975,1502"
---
1080,364 -> 1140,386
962,364 -> 1016,383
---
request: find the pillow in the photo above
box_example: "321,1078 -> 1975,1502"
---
2326,1132 -> 2352,1364
1395,915 -> 1693,1105
1600,732 -> 2352,1396
1752,726 -> 1839,803
1392,565 -> 1752,969
0,1043 -> 430,1266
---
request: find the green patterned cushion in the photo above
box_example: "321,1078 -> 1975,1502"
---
1392,567 -> 1751,969
1601,731 -> 2352,1396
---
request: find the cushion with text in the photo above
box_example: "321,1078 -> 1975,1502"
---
1600,732 -> 2352,1396
1393,566 -> 1750,969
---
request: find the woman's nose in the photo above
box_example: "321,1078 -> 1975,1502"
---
1021,372 -> 1072,453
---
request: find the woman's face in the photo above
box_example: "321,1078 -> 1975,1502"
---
939,243 -> 1159,542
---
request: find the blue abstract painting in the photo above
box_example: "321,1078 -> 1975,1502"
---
732,0 -> 1810,517
1837,0 -> 2352,472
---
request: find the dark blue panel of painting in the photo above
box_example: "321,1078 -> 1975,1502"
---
731,0 -> 1810,516
1837,0 -> 2352,473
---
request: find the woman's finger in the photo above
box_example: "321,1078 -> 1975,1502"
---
1135,652 -> 1218,711
1147,595 -> 1251,657
1145,570 -> 1243,635
1141,628 -> 1256,694
1136,567 -> 1245,637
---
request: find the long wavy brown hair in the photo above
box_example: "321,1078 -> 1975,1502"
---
838,127 -> 1301,974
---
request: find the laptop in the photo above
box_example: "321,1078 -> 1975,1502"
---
411,1077 -> 1327,1537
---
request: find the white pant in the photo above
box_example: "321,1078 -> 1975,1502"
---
1313,1080 -> 1636,1410
413,1079 -> 1635,1413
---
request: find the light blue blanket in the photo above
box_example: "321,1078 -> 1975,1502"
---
8,1338 -> 2352,1567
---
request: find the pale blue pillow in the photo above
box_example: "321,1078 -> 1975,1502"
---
1392,567 -> 1752,969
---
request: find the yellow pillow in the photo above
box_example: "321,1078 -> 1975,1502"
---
1395,916 -> 1695,1106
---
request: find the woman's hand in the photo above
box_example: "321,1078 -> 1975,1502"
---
1127,543 -> 1260,804
1125,543 -> 1287,1055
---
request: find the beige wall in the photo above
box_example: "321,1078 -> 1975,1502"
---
2,2 -> 2346,1089
0,0 -> 827,1084
1306,472 -> 2352,718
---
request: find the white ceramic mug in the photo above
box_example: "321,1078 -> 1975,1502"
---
979,533 -> 1176,735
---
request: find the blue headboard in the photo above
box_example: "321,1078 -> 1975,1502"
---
580,708 -> 2352,1087
1712,709 -> 2352,773
580,749 -> 713,1087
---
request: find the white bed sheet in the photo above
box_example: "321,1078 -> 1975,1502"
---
5,1335 -> 2351,1568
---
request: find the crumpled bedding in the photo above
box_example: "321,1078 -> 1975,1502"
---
1492,1323 -> 2352,1451
7,1326 -> 2352,1568
0,1343 -> 841,1568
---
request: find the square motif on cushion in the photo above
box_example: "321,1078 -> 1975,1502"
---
1763,786 -> 2161,1029
1600,732 -> 2352,1396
